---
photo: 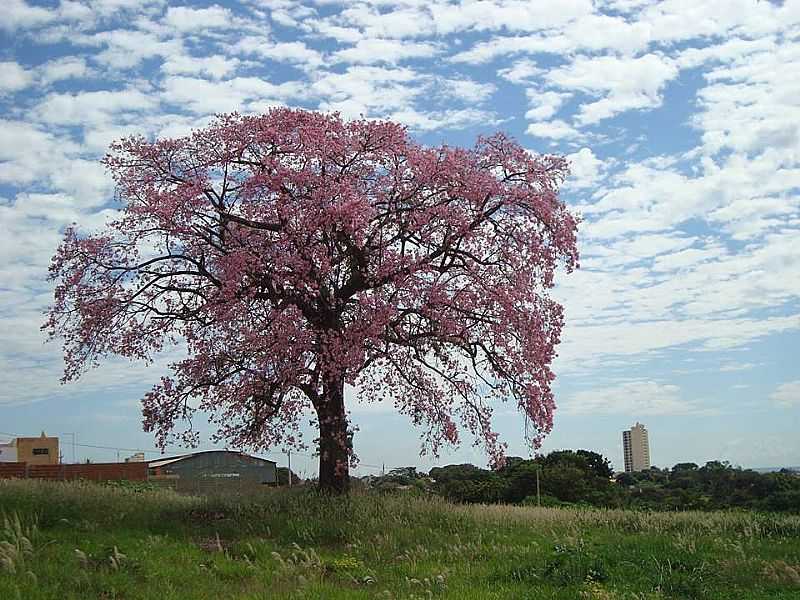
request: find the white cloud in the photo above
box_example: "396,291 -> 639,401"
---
232,36 -> 324,68
160,76 -> 304,115
676,37 -> 777,70
312,66 -> 421,118
525,89 -> 568,120
34,88 -> 158,126
556,306 -> 800,370
161,54 -> 240,79
0,0 -> 54,31
0,62 -> 34,94
0,120 -> 110,201
257,41 -> 323,67
85,0 -> 166,19
561,380 -> 709,416
0,0 -> 798,465
638,0 -> 794,43
450,35 -> 560,64
163,5 -> 233,32
429,0 -> 592,35
270,2 -> 317,29
526,119 -> 582,140
390,107 -> 499,132
497,59 -> 541,84
312,21 -> 363,44
38,57 -> 90,85
85,29 -> 183,70
565,147 -> 606,189
441,78 -> 495,103
770,381 -> 800,408
333,4 -> 435,39
332,39 -> 439,65
548,53 -> 678,125
651,246 -> 721,272
581,150 -> 800,241
693,43 -> 800,157
718,362 -> 757,372
560,12 -> 651,55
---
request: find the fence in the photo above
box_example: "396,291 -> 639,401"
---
149,476 -> 279,495
0,462 -> 148,481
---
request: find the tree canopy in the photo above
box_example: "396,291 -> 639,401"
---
45,108 -> 579,492
378,453 -> 800,513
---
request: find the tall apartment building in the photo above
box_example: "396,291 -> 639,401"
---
622,422 -> 650,472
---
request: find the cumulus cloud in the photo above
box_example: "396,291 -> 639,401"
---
0,0 -> 798,458
38,57 -> 90,85
560,380 -> 710,416
1,0 -> 54,31
390,107 -> 500,132
331,39 -> 439,65
0,62 -> 34,95
526,119 -> 582,140
161,54 -> 240,79
232,36 -> 324,69
311,66 -> 422,118
428,0 -> 592,35
160,76 -> 305,115
497,59 -> 541,84
34,87 -> 158,127
525,90 -> 568,121
693,43 -> 800,157
83,28 -> 183,70
770,381 -> 800,408
0,120 -> 110,201
549,53 -> 678,125
163,5 -> 233,32
440,78 -> 496,103
565,147 -> 607,189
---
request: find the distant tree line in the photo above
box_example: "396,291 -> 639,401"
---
365,451 -> 800,513
276,466 -> 302,486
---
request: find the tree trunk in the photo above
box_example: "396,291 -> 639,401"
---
317,375 -> 351,494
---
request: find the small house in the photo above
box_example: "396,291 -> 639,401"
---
2,432 -> 59,465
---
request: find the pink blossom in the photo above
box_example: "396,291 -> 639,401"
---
44,108 -> 579,492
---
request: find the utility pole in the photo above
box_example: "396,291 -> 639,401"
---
287,449 -> 292,488
61,433 -> 76,463
536,465 -> 541,507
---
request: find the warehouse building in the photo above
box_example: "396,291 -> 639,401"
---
149,450 -> 277,492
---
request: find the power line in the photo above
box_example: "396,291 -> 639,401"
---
0,430 -> 279,461
0,430 -> 395,472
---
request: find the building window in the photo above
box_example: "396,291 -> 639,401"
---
32,448 -> 49,455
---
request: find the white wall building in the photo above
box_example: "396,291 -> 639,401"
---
0,440 -> 17,462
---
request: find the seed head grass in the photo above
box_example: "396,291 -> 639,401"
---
1,478 -> 799,599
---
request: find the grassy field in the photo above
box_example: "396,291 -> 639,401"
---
1,479 -> 799,599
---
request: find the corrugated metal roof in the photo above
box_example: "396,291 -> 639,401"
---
148,450 -> 276,468
148,454 -> 189,468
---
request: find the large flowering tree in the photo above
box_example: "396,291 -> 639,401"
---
45,108 -> 579,492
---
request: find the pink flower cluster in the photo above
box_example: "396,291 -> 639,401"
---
45,108 -> 579,471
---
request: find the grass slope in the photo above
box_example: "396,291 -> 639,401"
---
1,479 -> 799,599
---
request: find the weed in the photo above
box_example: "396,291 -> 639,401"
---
0,512 -> 39,579
543,540 -> 608,585
1,479 -> 800,599
762,560 -> 800,586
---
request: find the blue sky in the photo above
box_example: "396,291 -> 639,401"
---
1,0 -> 798,476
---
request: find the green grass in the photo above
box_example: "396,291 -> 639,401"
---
1,479 -> 799,599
